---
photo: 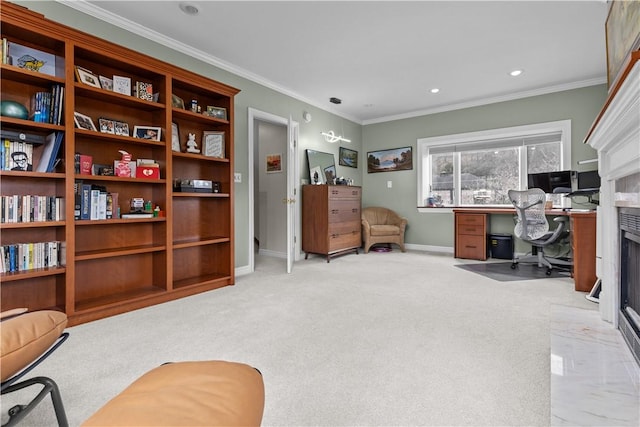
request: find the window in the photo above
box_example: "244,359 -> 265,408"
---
418,120 -> 571,207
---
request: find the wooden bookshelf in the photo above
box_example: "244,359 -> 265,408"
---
0,1 -> 239,325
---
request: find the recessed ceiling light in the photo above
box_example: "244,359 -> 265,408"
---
179,2 -> 199,15
509,69 -> 523,77
430,88 -> 440,94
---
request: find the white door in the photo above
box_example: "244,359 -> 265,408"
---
286,116 -> 298,273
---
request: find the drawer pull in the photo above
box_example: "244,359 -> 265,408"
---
466,245 -> 477,249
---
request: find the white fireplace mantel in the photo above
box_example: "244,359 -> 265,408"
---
586,55 -> 640,324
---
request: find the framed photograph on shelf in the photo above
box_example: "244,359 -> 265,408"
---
172,94 -> 185,109
114,121 -> 129,136
367,146 -> 413,173
98,118 -> 115,134
206,106 -> 227,120
266,153 -> 282,173
99,75 -> 113,91
113,75 -> 131,96
339,147 -> 358,168
171,122 -> 181,152
310,166 -> 324,184
324,165 -> 336,183
75,66 -> 101,88
133,126 -> 161,141
73,111 -> 97,131
202,130 -> 225,158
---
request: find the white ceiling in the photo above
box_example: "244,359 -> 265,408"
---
65,1 -> 609,124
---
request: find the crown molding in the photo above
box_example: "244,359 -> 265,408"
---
56,0 -> 606,127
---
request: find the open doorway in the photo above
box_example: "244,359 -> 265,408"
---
247,108 -> 300,273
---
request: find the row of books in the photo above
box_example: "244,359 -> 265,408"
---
1,195 -> 64,223
1,132 -> 63,172
0,241 -> 66,274
74,181 -> 119,220
32,85 -> 64,125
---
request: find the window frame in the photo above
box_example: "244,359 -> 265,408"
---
416,120 -> 572,211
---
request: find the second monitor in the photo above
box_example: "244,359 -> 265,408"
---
527,170 -> 572,193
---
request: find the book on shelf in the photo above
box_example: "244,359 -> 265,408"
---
79,154 -> 92,175
121,212 -> 153,219
1,138 -> 34,171
35,132 -> 63,173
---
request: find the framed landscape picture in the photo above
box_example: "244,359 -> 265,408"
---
605,0 -> 640,89
339,147 -> 358,168
367,146 -> 413,173
266,153 -> 282,173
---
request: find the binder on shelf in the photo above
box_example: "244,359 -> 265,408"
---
36,132 -> 63,172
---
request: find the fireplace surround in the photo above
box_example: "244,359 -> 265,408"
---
586,52 -> 640,363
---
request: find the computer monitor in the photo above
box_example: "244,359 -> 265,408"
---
527,170 -> 572,193
577,170 -> 600,190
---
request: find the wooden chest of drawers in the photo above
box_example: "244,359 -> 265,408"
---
302,185 -> 361,262
454,212 -> 488,260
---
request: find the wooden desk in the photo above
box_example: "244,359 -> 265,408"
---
453,208 -> 596,292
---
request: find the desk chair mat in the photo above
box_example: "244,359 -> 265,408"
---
455,262 -> 571,282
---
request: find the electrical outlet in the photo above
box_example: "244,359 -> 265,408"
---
387,180 -> 392,188
234,173 -> 241,183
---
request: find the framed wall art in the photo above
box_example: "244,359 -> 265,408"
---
367,146 -> 413,173
202,130 -> 225,158
339,147 -> 358,168
605,0 -> 640,89
266,153 -> 282,173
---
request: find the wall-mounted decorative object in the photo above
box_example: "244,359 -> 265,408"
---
605,0 -> 640,89
266,153 -> 282,173
367,146 -> 413,173
321,130 -> 350,143
133,126 -> 161,141
203,130 -> 225,158
339,147 -> 358,168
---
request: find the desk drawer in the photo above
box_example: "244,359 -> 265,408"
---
456,235 -> 486,260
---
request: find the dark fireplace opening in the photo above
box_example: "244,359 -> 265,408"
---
619,207 -> 640,366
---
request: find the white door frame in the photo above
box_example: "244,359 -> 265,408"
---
247,108 -> 300,272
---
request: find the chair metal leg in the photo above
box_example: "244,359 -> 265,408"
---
1,377 -> 68,427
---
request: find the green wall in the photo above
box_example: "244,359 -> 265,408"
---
362,85 -> 607,250
16,1 -> 607,263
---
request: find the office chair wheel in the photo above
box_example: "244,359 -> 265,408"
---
546,268 -> 552,276
8,404 -> 25,416
511,263 -> 517,269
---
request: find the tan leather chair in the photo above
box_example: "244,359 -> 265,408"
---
361,206 -> 408,253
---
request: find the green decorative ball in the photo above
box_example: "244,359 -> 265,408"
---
0,100 -> 29,120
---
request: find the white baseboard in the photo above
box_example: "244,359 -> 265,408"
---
405,243 -> 454,254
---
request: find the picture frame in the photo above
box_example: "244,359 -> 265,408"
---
310,166 -> 324,184
605,0 -> 640,89
114,121 -> 129,136
75,66 -> 101,88
367,146 -> 413,173
171,122 -> 181,152
98,117 -> 115,134
324,165 -> 336,183
206,106 -> 227,120
266,153 -> 282,173
339,147 -> 358,168
133,126 -> 161,141
202,130 -> 225,158
172,94 -> 185,109
99,75 -> 113,91
73,111 -> 97,131
113,75 -> 131,96
9,42 -> 57,76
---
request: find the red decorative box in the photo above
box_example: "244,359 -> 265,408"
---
138,165 -> 160,179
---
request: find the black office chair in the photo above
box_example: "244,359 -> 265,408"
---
508,188 -> 572,275
1,309 -> 69,427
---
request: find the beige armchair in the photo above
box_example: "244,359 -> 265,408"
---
361,206 -> 408,253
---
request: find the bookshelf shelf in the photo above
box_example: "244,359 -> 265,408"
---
1,0 -> 238,326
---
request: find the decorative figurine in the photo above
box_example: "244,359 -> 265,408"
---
186,133 -> 200,153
